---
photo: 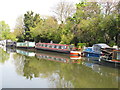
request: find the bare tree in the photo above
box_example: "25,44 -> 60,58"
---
52,0 -> 75,24
14,15 -> 24,38
97,0 -> 119,15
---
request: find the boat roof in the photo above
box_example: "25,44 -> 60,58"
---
36,43 -> 70,46
113,50 -> 120,51
93,43 -> 110,48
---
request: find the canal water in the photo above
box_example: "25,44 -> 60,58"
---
0,47 -> 120,88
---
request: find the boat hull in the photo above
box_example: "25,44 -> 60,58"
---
99,59 -> 120,68
83,52 -> 101,57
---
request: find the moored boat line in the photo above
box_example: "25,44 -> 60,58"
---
0,40 -> 120,65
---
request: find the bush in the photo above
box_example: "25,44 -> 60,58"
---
77,43 -> 86,49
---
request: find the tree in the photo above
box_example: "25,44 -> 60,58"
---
53,0 -> 75,24
59,19 -> 74,44
68,1 -> 102,45
31,16 -> 60,43
24,11 -> 34,41
24,11 -> 41,41
0,21 -> 10,40
98,0 -> 118,15
13,15 -> 24,41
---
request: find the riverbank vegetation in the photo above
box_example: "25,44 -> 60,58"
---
0,1 -> 120,46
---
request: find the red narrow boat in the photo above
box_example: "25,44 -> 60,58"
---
35,43 -> 75,53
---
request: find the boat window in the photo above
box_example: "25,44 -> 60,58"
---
113,51 -> 120,60
54,45 -> 57,48
53,57 -> 56,60
45,44 -> 47,47
61,46 -> 64,49
64,46 -> 67,49
59,46 -> 62,49
56,45 -> 59,49
49,45 -> 52,48
52,45 -> 55,48
43,44 -> 46,47
62,46 -> 67,49
47,45 -> 49,48
41,44 -> 43,47
117,52 -> 120,60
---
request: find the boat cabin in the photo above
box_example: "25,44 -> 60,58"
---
92,43 -> 110,54
100,50 -> 120,64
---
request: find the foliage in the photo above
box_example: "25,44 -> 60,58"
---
13,15 -> 24,41
0,21 -> 10,40
11,1 -> 119,47
0,48 -> 9,63
77,43 -> 86,47
23,11 -> 41,41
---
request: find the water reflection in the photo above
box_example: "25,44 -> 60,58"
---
0,47 -> 10,63
1,47 -> 120,88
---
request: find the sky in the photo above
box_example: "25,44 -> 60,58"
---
0,0 -> 80,31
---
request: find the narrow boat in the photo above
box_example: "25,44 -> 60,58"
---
35,43 -> 75,53
16,41 -> 35,48
99,50 -> 120,66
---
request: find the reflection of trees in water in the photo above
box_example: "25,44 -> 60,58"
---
22,56 -> 119,88
48,73 -> 73,88
23,57 -> 58,80
23,56 -> 74,88
0,48 -> 9,63
13,53 -> 25,76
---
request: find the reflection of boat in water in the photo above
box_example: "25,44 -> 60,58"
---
82,57 -> 119,83
36,53 -> 69,63
82,57 -> 101,72
35,50 -> 82,64
16,49 -> 35,57
0,45 -> 6,52
6,47 -> 16,53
